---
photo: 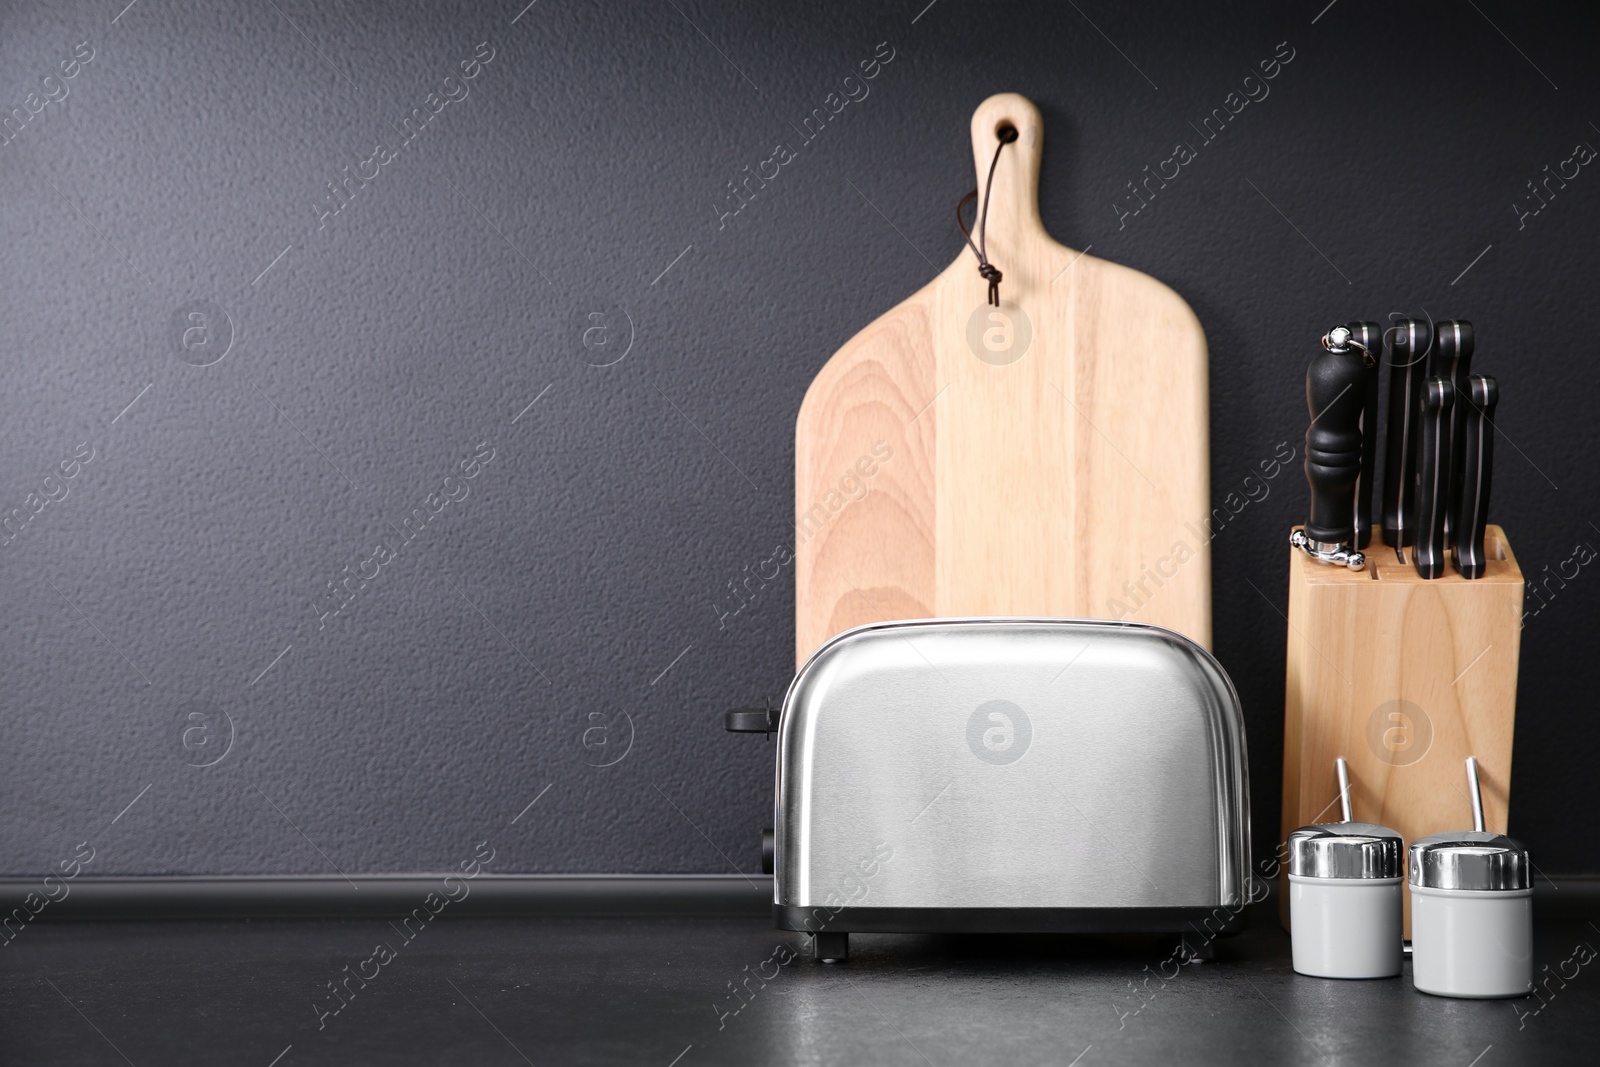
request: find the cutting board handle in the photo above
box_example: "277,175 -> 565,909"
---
969,93 -> 1046,245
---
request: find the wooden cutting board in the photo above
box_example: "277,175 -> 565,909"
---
795,93 -> 1211,668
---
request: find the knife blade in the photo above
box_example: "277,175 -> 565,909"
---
1347,320 -> 1381,550
1433,320 -> 1475,541
1290,326 -> 1368,570
1452,375 -> 1498,579
1382,318 -> 1432,550
1413,377 -> 1454,579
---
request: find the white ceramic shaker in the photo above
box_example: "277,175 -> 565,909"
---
1409,757 -> 1533,999
1288,758 -> 1404,979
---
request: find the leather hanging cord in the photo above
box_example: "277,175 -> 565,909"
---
957,124 -> 1018,307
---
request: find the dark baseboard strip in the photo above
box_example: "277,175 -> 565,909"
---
3,874 -> 1595,922
3,874 -> 774,920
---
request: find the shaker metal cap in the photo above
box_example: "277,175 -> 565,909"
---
1288,821 -> 1404,879
1409,831 -> 1531,891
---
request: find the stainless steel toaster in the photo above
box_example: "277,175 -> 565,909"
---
773,618 -> 1251,959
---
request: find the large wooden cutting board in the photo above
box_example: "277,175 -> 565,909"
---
795,93 -> 1211,667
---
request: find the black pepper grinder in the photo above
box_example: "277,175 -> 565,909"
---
1291,326 -> 1370,570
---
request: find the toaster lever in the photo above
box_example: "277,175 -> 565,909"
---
724,706 -> 778,734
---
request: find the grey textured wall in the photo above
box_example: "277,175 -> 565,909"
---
2,0 -> 1597,878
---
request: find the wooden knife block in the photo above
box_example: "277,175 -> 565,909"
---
1279,525 -> 1523,937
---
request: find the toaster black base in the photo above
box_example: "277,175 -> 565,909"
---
780,908 -> 1241,966
777,904 -> 1245,961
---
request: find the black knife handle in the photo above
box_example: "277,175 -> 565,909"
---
1348,320 -> 1381,550
1434,321 -> 1475,539
1382,319 -> 1431,547
1452,375 -> 1498,579
1413,378 -> 1455,579
1304,335 -> 1369,545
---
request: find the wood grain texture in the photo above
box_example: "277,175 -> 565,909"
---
1280,526 -> 1523,935
794,94 -> 1210,667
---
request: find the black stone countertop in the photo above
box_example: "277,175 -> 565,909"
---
3,902 -> 1596,1065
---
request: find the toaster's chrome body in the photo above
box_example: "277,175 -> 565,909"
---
775,619 -> 1251,943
